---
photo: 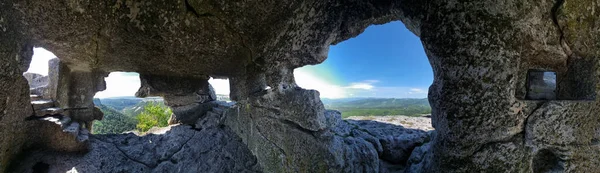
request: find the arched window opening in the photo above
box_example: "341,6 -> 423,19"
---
295,21 -> 434,131
24,47 -> 63,126
93,72 -> 171,135
24,47 -> 55,100
209,77 -> 232,102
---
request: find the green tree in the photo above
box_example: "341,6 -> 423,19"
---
93,105 -> 137,134
135,101 -> 172,132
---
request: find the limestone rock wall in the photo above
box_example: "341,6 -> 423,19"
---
55,69 -> 108,123
410,0 -> 600,172
0,5 -> 35,170
0,44 -> 34,172
1,0 -> 600,172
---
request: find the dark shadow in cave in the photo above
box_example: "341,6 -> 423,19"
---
9,125 -> 262,173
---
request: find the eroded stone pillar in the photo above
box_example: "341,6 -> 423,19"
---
229,65 -> 267,101
67,70 -> 107,125
135,74 -> 216,125
50,62 -> 107,129
46,58 -> 63,100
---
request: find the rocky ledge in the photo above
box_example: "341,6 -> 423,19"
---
10,104 -> 431,173
9,125 -> 262,173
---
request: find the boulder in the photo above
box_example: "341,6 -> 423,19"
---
225,100 -> 430,172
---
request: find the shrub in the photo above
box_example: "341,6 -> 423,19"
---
92,105 -> 137,134
135,101 -> 172,132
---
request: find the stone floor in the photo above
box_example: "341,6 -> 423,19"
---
345,115 -> 434,131
10,114 -> 432,173
9,125 -> 261,173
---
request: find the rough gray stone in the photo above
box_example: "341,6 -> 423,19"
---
1,0 -> 599,172
26,118 -> 89,153
0,43 -> 34,172
57,70 -> 107,122
195,104 -> 228,129
9,125 -> 261,173
135,74 -> 210,98
168,102 -> 216,125
136,74 -> 217,125
62,122 -> 80,136
412,0 -> 600,172
404,138 -> 433,173
345,120 -> 429,165
225,101 -> 430,172
46,58 -> 61,100
249,88 -> 328,132
23,72 -> 48,90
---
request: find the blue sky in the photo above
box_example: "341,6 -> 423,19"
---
27,21 -> 432,99
295,21 -> 432,98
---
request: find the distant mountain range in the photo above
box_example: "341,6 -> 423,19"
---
93,97 -> 167,134
322,98 -> 431,118
94,94 -> 231,109
94,96 -> 430,119
322,98 -> 429,108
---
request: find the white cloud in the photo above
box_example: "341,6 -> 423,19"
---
363,80 -> 380,83
345,80 -> 379,90
354,87 -> 428,98
294,68 -> 346,99
294,66 -> 429,98
408,88 -> 427,94
346,83 -> 374,90
26,48 -> 57,76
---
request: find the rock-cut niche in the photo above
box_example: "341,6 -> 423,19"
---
522,57 -> 597,101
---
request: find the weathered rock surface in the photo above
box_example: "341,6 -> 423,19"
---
0,36 -> 35,171
23,72 -> 48,95
9,125 -> 262,173
136,74 -> 217,125
25,117 -> 89,153
225,95 -> 430,172
45,58 -> 62,100
344,120 -> 430,165
23,73 -> 48,88
416,1 -> 600,172
1,0 -> 600,172
1,0 -> 423,78
346,115 -> 434,131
